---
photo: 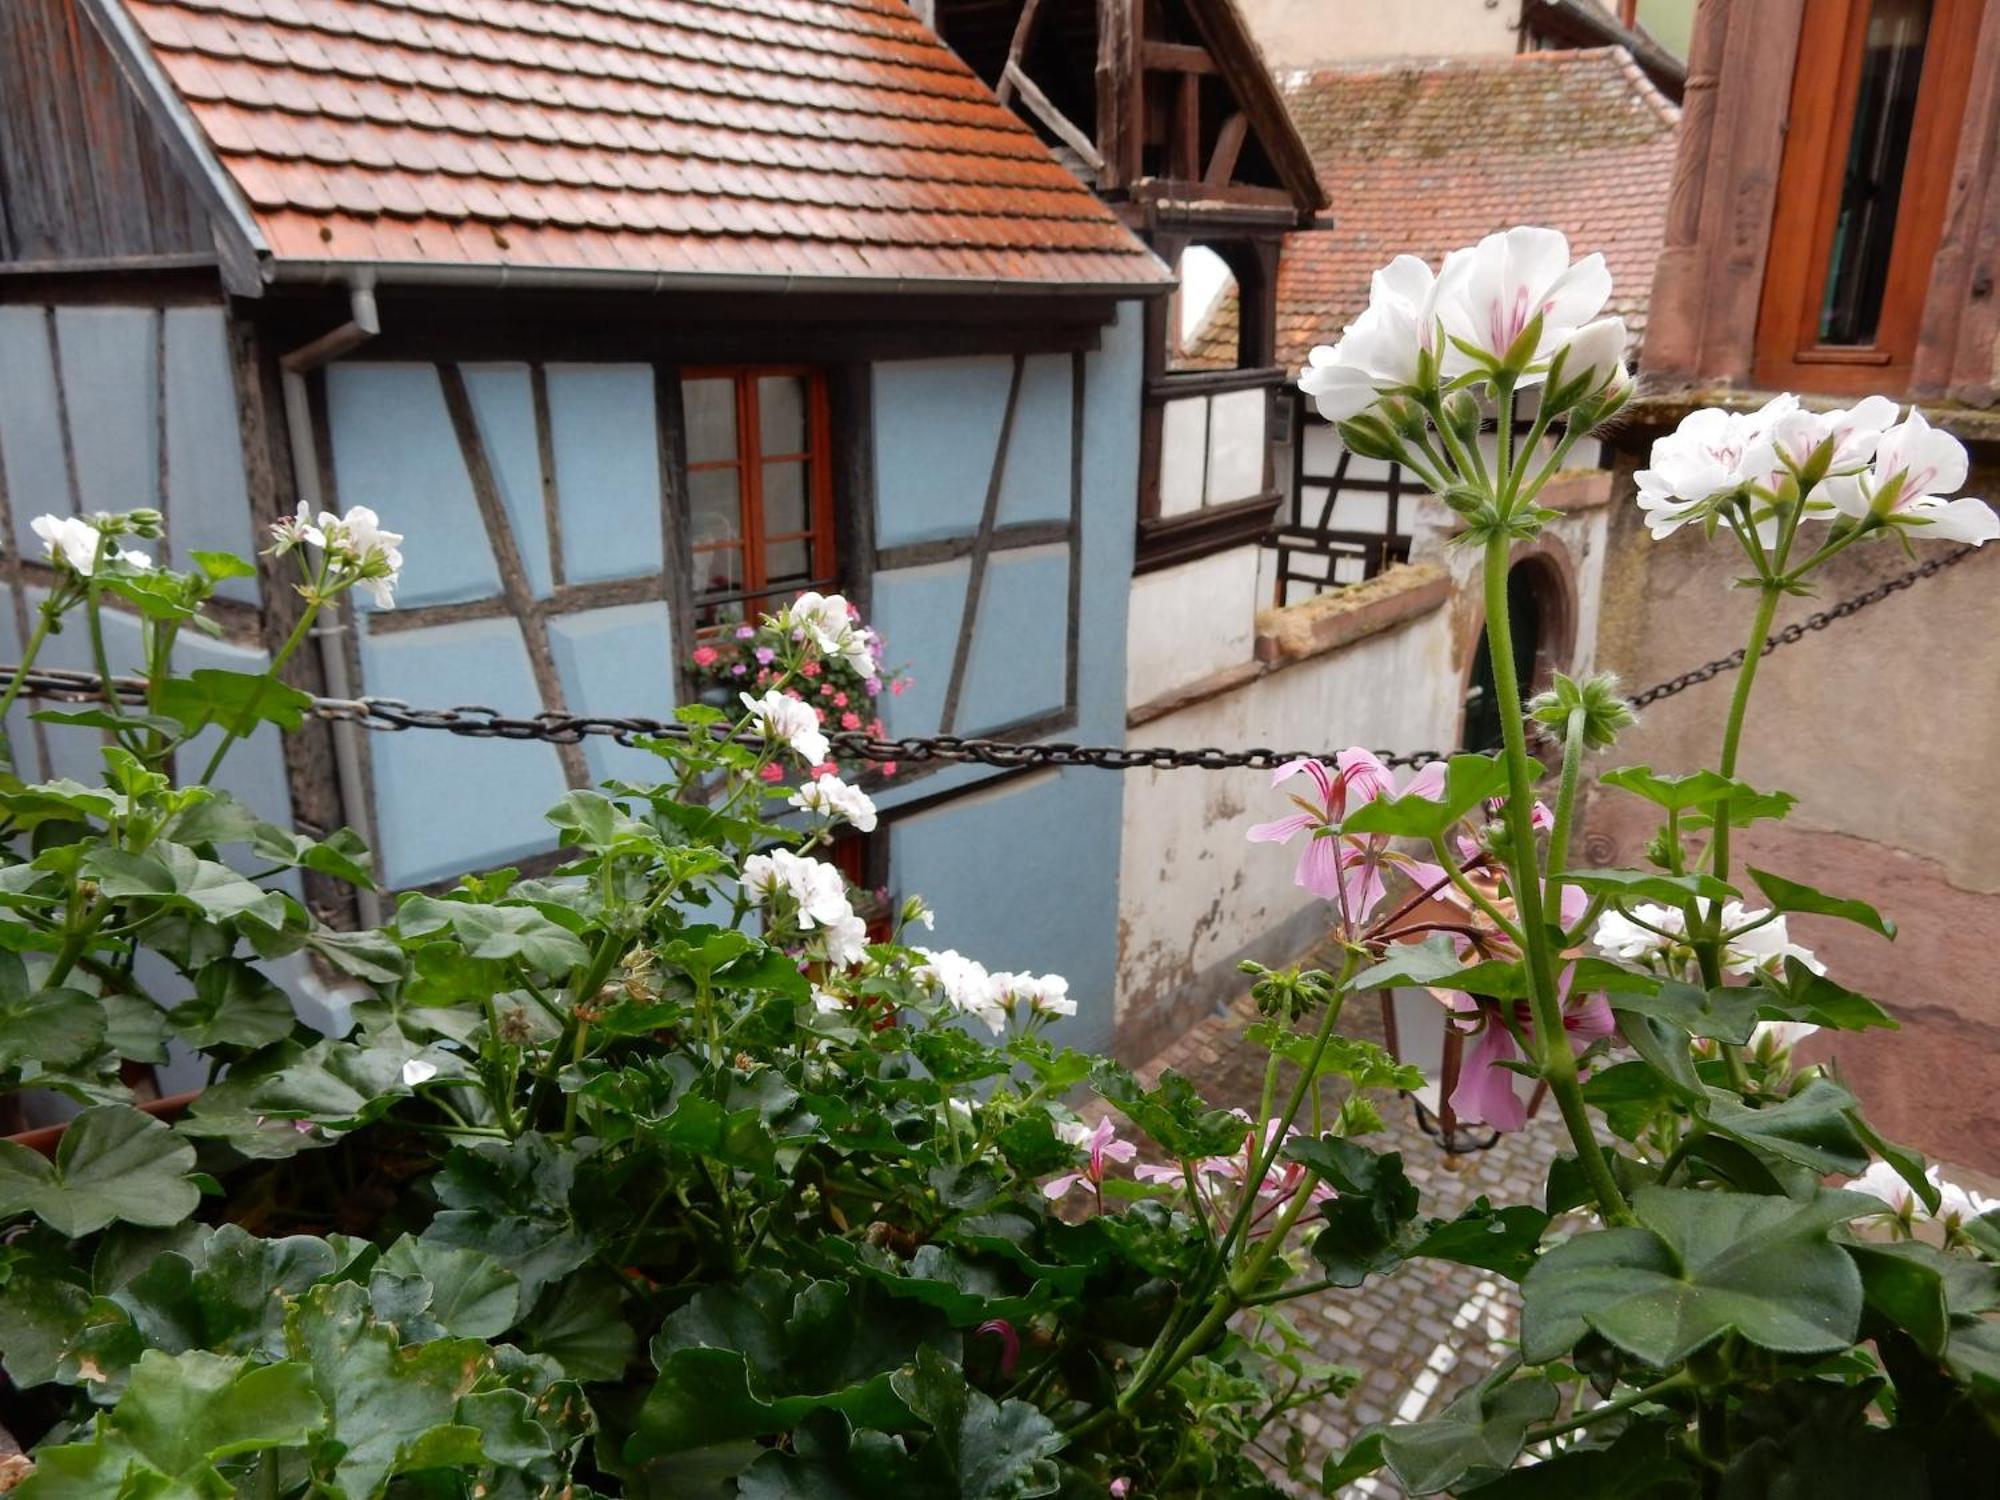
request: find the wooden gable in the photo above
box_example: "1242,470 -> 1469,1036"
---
936,0 -> 1324,230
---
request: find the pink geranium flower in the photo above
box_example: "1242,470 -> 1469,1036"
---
1045,1117 -> 1137,1200
1247,750 -> 1446,925
1447,974 -> 1613,1131
692,645 -> 719,667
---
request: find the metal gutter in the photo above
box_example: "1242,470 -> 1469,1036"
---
260,257 -> 1177,299
276,279 -> 383,926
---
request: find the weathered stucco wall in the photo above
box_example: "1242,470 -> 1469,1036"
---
1234,0 -> 1519,67
1590,455 -> 2000,1166
1126,548 -> 1262,708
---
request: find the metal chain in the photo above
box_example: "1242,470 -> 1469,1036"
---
4,544 -> 1979,773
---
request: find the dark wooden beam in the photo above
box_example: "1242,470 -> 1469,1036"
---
994,0 -> 1046,104
1142,40 -> 1216,73
1004,60 -> 1105,171
1174,71 -> 1202,182
938,354 -> 1026,735
1203,111 -> 1248,187
1095,0 -> 1139,193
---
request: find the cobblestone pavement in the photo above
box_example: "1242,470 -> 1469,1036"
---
1133,969 -> 1571,1496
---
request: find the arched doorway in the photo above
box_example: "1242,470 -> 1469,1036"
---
1461,554 -> 1574,752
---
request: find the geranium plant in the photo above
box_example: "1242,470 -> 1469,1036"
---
687,599 -> 907,780
1284,225 -> 2000,1494
0,517 -> 1468,1499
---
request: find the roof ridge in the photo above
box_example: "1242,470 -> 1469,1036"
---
1280,43 -> 1655,87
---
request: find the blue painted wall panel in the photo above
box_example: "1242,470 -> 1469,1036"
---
870,559 -> 966,739
994,354 -> 1073,529
55,308 -> 160,518
0,309 -> 72,550
358,617 -> 569,887
163,308 -> 258,603
324,364 -> 500,608
957,544 -> 1069,734
872,357 -> 1011,546
546,365 -> 662,584
890,768 -> 1121,1054
546,602 -> 677,787
463,365 -> 555,597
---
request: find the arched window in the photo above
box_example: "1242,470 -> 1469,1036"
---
1461,555 -> 1574,753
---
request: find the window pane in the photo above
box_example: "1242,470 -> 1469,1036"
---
683,377 -> 738,465
762,459 -> 808,537
694,545 -> 742,600
758,375 -> 807,455
1818,0 -> 1932,346
688,466 -> 743,552
766,537 -> 811,588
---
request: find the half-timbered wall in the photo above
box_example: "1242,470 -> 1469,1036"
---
0,298 -> 283,820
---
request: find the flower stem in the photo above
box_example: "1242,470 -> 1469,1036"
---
197,600 -> 321,786
1526,1371 -> 1693,1444
0,605 -> 58,764
1481,533 -> 1629,1225
1546,705 -> 1587,881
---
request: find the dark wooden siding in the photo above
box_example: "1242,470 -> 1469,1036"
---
0,0 -> 212,268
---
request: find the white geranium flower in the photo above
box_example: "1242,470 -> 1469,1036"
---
914,947 -> 1008,1035
739,689 -> 830,766
270,502 -> 404,606
1555,315 -> 1629,395
1633,396 -> 1796,539
1054,1117 -> 1093,1148
992,971 -> 1074,1019
31,514 -> 146,576
1433,226 -> 1611,380
820,911 -> 869,970
1850,1161 -> 1997,1225
1592,901 -> 1821,979
740,848 -> 851,929
788,774 -> 877,832
1298,254 -> 1447,422
1747,1019 -> 1818,1059
811,986 -> 846,1016
400,1058 -> 439,1087
1823,409 -> 1998,546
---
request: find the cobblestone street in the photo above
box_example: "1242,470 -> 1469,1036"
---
1134,964 -> 1570,1495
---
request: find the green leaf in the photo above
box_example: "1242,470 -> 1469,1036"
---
1243,1022 -> 1423,1092
155,668 -> 314,734
191,550 -> 257,582
85,842 -> 287,931
819,1241 -> 1045,1328
1747,960 -> 1897,1032
1461,1419 -> 1697,1498
287,1280 -> 494,1500
1557,868 -> 1737,904
1088,1063 -> 1244,1160
1606,980 -> 1761,1045
250,823 -> 376,890
888,1344 -> 1063,1498
1411,1201 -> 1549,1282
1848,1241 -> 1951,1356
1378,1376 -> 1560,1495
19,1350 -> 325,1500
1520,1187 -> 1875,1367
1746,867 -> 1896,939
628,1271 -> 953,1462
0,961 -> 105,1074
521,1270 -> 635,1381
546,789 -> 659,854
1348,938 -> 1531,1000
0,1105 -> 198,1235
1294,1139 -> 1421,1286
1701,1079 -> 1871,1176
1611,1008 -> 1706,1103
115,1223 -> 335,1358
375,1236 -> 521,1340
423,1134 -> 595,1304
1322,1432 -> 1386,1491
306,926 -> 408,985
397,893 -> 589,974
1341,754 -> 1509,839
1599,766 -> 1767,813
167,959 -> 295,1052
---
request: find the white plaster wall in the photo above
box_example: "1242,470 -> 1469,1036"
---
1244,0 -> 1520,68
1126,546 -> 1262,707
1115,605 -> 1459,1025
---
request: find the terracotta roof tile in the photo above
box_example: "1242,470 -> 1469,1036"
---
118,0 -> 1168,288
1184,48 -> 1677,371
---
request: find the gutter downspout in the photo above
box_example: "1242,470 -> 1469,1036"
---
277,279 -> 383,926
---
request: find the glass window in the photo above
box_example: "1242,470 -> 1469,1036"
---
681,370 -> 835,628
1818,0 -> 1932,346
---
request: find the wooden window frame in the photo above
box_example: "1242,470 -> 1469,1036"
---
1753,0 -> 1983,393
682,365 -> 838,626
1136,231 -> 1285,572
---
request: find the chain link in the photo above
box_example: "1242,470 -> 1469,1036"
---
5,544 -> 1980,773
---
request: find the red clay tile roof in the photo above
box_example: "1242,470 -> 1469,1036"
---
1184,47 -> 1677,370
111,0 -> 1171,291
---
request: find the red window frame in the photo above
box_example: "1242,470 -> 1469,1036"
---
683,366 -> 838,627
